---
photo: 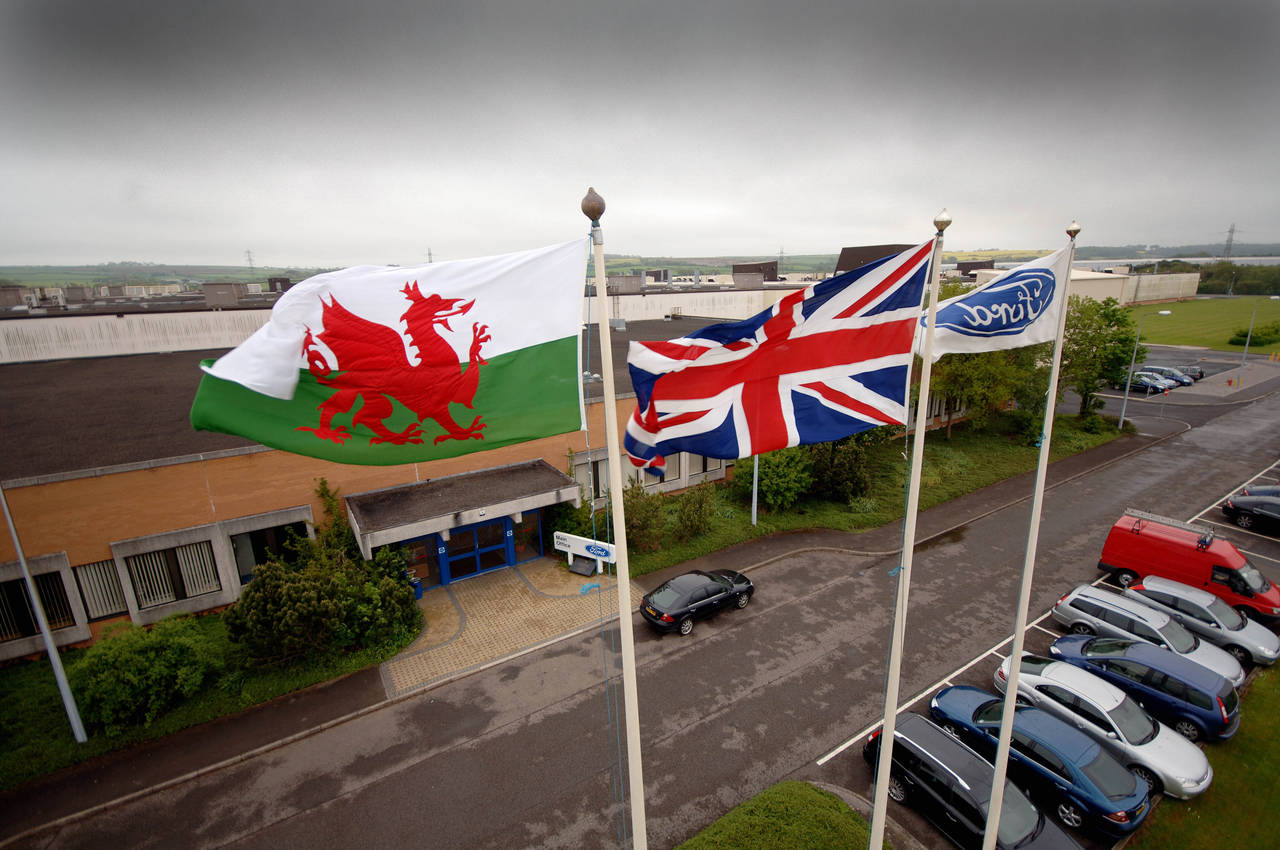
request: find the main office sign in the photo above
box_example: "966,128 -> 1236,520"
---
552,531 -> 617,563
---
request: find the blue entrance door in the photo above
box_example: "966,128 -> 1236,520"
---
440,518 -> 513,583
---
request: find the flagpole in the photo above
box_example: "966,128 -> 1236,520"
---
868,209 -> 950,849
980,221 -> 1080,850
582,188 -> 648,850
0,483 -> 87,743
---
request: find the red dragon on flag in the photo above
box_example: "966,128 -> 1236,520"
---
296,282 -> 491,447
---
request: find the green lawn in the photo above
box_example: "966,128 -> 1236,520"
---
0,615 -> 412,792
676,780 -> 890,850
1127,664 -> 1280,849
626,414 -> 1122,577
1130,296 -> 1280,354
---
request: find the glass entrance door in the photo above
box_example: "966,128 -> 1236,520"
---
440,518 -> 514,583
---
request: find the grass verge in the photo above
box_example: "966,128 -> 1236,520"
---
675,780 -> 890,850
1126,664 -> 1280,850
0,614 -> 414,792
626,414 -> 1123,576
1130,296 -> 1280,354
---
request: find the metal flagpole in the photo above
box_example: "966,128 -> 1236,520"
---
582,188 -> 648,850
0,483 -> 87,743
868,209 -> 950,849
980,221 -> 1080,850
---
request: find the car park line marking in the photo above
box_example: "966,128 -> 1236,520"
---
1031,623 -> 1058,637
816,632 -> 1023,766
1239,547 -> 1280,567
1201,518 -> 1278,545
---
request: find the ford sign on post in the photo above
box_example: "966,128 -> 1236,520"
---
553,531 -> 617,575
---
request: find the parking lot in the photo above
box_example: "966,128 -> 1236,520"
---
819,461 -> 1280,850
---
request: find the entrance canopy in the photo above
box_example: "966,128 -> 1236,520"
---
345,459 -> 581,559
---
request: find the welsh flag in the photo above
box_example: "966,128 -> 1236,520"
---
191,238 -> 589,465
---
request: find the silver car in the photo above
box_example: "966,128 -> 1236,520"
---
995,653 -> 1212,799
1051,584 -> 1245,686
1124,575 -> 1280,666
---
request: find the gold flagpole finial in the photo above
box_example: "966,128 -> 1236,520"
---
1066,220 -> 1081,240
934,208 -> 952,233
581,188 -> 606,223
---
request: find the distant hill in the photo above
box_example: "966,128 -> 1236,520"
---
3,243 -> 1277,287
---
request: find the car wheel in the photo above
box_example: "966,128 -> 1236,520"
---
1130,765 -> 1162,796
735,592 -> 750,609
1115,570 -> 1139,588
1056,801 -> 1085,829
1173,719 -> 1202,742
1070,622 -> 1095,636
1226,644 -> 1252,665
887,774 -> 908,803
678,616 -> 693,636
1236,513 -> 1255,529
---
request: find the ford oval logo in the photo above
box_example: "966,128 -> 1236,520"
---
585,543 -> 611,558
927,267 -> 1056,338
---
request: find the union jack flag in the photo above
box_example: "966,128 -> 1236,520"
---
624,240 -> 935,473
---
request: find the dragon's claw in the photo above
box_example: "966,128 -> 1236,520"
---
296,425 -> 352,445
370,424 -> 425,446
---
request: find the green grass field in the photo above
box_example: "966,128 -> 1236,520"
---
1130,296 -> 1280,354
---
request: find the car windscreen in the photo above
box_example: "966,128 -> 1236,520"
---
1082,638 -> 1131,657
1158,618 -> 1197,653
709,573 -> 733,591
1240,560 -> 1270,593
1110,695 -> 1158,745
1207,596 -> 1246,630
985,781 -> 1041,847
1080,748 -> 1138,800
649,583 -> 686,608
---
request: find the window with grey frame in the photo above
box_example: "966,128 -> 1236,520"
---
125,540 -> 221,609
74,558 -> 128,620
0,573 -> 74,642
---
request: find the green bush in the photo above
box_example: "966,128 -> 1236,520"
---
69,616 -> 223,735
808,435 -> 877,502
623,478 -> 666,551
224,479 -> 421,663
1229,320 -> 1280,347
732,447 -> 814,512
673,484 -> 715,541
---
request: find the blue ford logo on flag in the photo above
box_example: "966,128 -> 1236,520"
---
929,268 -> 1056,338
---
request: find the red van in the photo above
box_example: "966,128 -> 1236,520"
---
1098,509 -> 1280,622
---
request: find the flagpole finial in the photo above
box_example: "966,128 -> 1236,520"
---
1066,220 -> 1081,240
934,208 -> 952,233
581,188 -> 606,223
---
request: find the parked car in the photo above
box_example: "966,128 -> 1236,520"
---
862,712 -> 1083,849
1050,584 -> 1245,686
1048,636 -> 1240,743
994,653 -> 1213,799
1221,494 -> 1280,534
1119,372 -> 1164,393
1134,371 -> 1177,390
639,569 -> 752,635
928,686 -> 1150,836
1142,365 -> 1194,386
1124,576 -> 1280,665
1240,484 -> 1280,497
1097,509 -> 1280,622
1177,364 -> 1206,380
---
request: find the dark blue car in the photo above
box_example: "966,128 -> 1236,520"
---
929,686 -> 1150,837
1049,635 -> 1240,742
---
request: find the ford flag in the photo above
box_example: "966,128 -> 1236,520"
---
921,244 -> 1071,361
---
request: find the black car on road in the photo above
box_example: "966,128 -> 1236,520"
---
640,569 -> 753,635
1222,494 -> 1280,534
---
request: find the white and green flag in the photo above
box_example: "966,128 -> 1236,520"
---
191,238 -> 589,465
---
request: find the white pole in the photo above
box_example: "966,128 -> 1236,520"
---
868,211 -> 950,849
751,455 -> 759,526
1238,304 -> 1258,389
980,223 -> 1079,849
0,484 -> 87,743
582,188 -> 648,849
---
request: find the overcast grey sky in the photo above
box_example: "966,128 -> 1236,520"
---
2,0 -> 1277,267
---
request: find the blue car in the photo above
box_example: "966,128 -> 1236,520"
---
1049,635 -> 1240,742
929,686 -> 1150,837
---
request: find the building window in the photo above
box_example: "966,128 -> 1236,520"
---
697,455 -> 722,475
0,573 -> 74,642
74,559 -> 128,620
591,458 -> 609,499
230,521 -> 307,585
125,541 -> 221,609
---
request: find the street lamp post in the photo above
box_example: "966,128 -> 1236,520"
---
1117,309 -> 1172,430
1237,296 -> 1280,390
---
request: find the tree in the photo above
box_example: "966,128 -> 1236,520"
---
1061,296 -> 1140,417
731,447 -> 813,512
225,479 -> 420,662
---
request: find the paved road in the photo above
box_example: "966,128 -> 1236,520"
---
13,375 -> 1280,850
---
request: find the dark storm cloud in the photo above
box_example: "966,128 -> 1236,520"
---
1,0 -> 1278,263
